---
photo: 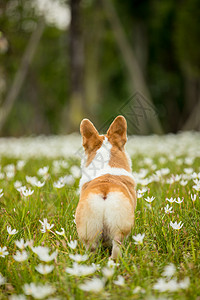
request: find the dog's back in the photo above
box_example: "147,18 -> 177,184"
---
75,116 -> 137,259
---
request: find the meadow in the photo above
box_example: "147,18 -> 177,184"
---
0,132 -> 200,300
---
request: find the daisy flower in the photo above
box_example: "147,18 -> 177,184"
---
55,228 -> 65,236
0,189 -> 3,198
113,275 -> 125,286
35,264 -> 54,274
162,263 -> 176,278
132,233 -> 145,245
39,218 -> 54,233
191,194 -> 197,202
13,250 -> 28,262
79,278 -> 105,292
144,196 -> 155,203
170,221 -> 184,230
66,262 -> 96,276
68,240 -> 77,249
164,204 -> 173,214
69,254 -> 88,262
0,246 -> 9,257
7,225 -> 18,235
102,267 -> 114,279
0,274 -> 6,285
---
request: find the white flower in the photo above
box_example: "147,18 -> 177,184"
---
9,295 -> 26,300
113,275 -> 125,286
0,274 -> 6,285
23,282 -> 55,298
37,166 -> 49,176
17,186 -> 26,194
14,181 -> 22,189
55,228 -> 65,236
66,262 -> 96,276
153,278 -> 169,292
39,218 -> 54,233
69,254 -> 88,262
166,178 -> 175,184
184,168 -> 193,174
34,180 -> 45,188
26,176 -> 38,185
153,278 -> 180,292
180,180 -> 188,186
13,250 -> 28,262
79,278 -> 105,292
193,183 -> 200,192
137,188 -> 146,195
132,286 -> 145,294
7,225 -> 18,235
144,196 -> 155,203
22,188 -> 34,197
132,233 -> 145,245
15,239 -> 29,250
35,263 -> 54,274
174,175 -> 182,182
53,181 -> 65,189
0,188 -> 3,198
191,194 -> 197,202
0,172 -> 4,180
6,171 -> 15,179
0,246 -> 9,257
32,246 -> 49,255
70,166 -> 81,178
68,240 -> 77,249
175,197 -> 184,204
107,259 -> 119,268
23,282 -> 36,295
179,277 -> 190,289
38,250 -> 57,263
170,221 -> 184,230
16,160 -> 26,170
185,157 -> 194,165
61,175 -> 75,185
193,178 -> 200,185
164,204 -> 173,214
137,192 -> 143,199
166,197 -> 175,203
32,246 -> 57,262
166,279 -> 180,292
162,263 -> 176,278
102,267 -> 114,279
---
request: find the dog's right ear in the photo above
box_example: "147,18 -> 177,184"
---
80,119 -> 101,152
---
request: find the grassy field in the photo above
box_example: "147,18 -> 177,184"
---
0,133 -> 200,299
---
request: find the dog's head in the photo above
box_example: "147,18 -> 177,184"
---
80,116 -> 131,171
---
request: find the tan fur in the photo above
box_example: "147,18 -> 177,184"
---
75,116 -> 137,259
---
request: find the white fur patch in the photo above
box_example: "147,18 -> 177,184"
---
86,191 -> 134,239
79,137 -> 134,189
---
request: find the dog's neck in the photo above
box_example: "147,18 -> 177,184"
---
79,137 -> 134,190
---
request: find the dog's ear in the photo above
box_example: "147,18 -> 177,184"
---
80,119 -> 101,152
107,115 -> 127,148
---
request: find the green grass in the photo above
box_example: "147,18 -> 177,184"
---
0,153 -> 200,300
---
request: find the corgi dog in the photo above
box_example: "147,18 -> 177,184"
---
75,115 -> 137,259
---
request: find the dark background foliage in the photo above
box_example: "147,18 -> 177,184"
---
0,0 -> 199,136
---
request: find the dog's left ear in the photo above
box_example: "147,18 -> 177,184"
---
107,115 -> 127,148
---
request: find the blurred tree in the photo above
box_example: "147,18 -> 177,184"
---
102,0 -> 163,134
174,0 -> 200,130
0,0 -> 199,136
62,0 -> 85,132
0,19 -> 45,132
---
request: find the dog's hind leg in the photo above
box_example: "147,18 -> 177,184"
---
111,234 -> 123,260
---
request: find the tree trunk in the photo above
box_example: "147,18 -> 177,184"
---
62,0 -> 85,132
0,19 -> 45,133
